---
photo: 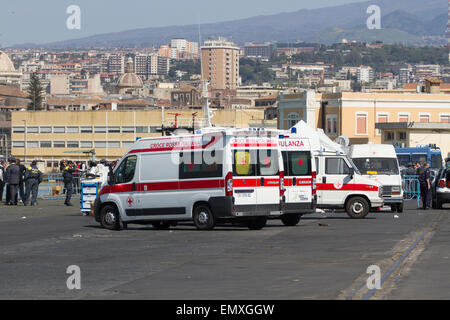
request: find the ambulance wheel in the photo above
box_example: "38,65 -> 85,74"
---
100,205 -> 121,231
193,204 -> 215,231
346,197 -> 369,219
247,217 -> 267,230
390,205 -> 397,213
152,221 -> 172,230
281,214 -> 301,226
397,203 -> 404,213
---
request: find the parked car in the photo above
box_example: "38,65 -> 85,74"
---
432,158 -> 450,209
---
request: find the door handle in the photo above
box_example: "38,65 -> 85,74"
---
322,177 -> 327,184
260,178 -> 265,186
132,182 -> 137,192
293,177 -> 297,186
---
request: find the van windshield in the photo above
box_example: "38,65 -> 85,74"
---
352,158 -> 399,175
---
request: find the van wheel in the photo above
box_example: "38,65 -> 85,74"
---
100,205 -> 121,231
152,221 -> 172,230
396,203 -> 404,213
281,214 -> 301,226
390,205 -> 397,213
346,197 -> 369,219
193,204 -> 215,231
247,217 -> 267,230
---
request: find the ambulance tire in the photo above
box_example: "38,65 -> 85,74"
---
281,214 -> 301,226
346,197 -> 369,219
390,205 -> 397,213
193,204 -> 216,231
247,217 -> 268,230
152,221 -> 172,230
100,205 -> 121,231
396,203 -> 404,213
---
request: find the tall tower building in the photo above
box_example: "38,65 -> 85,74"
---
447,0 -> 450,43
201,38 -> 240,90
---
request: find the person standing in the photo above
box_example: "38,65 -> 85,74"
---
24,160 -> 43,206
0,160 -> 6,202
63,161 -> 77,206
418,162 -> 432,210
5,159 -> 21,206
16,159 -> 26,204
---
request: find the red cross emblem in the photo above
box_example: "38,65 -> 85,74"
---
127,197 -> 134,207
297,158 -> 304,167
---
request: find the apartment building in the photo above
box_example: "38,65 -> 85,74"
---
134,54 -> 170,79
201,38 -> 240,90
101,54 -> 125,74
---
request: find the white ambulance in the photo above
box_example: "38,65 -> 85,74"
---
93,129 -> 285,231
285,122 -> 384,219
346,144 -> 404,213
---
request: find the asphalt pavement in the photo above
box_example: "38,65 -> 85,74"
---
0,199 -> 449,300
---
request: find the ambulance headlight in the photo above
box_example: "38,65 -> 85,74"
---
378,186 -> 383,198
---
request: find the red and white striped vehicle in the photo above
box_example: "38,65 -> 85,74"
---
94,129 -> 285,231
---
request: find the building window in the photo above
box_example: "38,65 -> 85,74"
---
122,127 -> 135,133
398,132 -> 407,140
440,114 -> 450,123
94,127 -> 106,133
385,132 -> 395,141
27,127 -> 39,133
122,141 -> 135,149
67,141 -> 79,148
108,127 -> 120,133
95,141 -> 106,148
419,114 -> 430,123
12,127 -> 25,133
12,141 -> 25,147
40,141 -> 51,148
27,141 -> 39,148
356,113 -> 368,135
376,113 -> 388,135
40,127 -> 52,133
81,126 -> 93,133
326,115 -> 338,135
136,126 -> 149,133
67,127 -> 79,133
80,141 -> 93,148
287,112 -> 301,129
398,114 -> 409,123
53,127 -> 66,133
53,141 -> 66,148
108,141 -> 120,148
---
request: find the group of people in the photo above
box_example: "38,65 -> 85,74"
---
402,162 -> 432,210
0,159 -> 43,206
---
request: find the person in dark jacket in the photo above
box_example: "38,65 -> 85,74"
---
418,162 -> 432,210
63,161 -> 77,206
24,160 -> 43,206
0,160 -> 6,202
6,159 -> 21,205
16,159 -> 26,204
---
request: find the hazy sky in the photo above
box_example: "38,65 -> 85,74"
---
0,0 -> 367,47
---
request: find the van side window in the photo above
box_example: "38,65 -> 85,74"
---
258,149 -> 279,176
283,151 -> 311,176
179,151 -> 223,179
233,150 -> 256,177
115,155 -> 137,184
315,157 -> 319,174
325,158 -> 350,175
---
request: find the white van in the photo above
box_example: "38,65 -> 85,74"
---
93,130 -> 284,231
347,144 -> 404,212
287,122 -> 383,219
278,136 -> 317,226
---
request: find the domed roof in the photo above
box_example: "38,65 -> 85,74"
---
117,57 -> 143,88
0,51 -> 16,73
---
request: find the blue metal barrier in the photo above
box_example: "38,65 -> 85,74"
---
402,175 -> 421,208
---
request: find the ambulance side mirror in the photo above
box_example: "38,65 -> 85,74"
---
108,170 -> 115,185
349,168 -> 355,178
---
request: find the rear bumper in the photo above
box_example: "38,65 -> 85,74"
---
208,197 -> 281,218
436,191 -> 450,202
282,197 -> 317,215
382,197 -> 404,205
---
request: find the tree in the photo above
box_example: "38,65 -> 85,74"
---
27,72 -> 43,111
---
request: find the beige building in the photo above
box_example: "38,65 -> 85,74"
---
201,38 -> 240,90
11,109 -> 266,170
